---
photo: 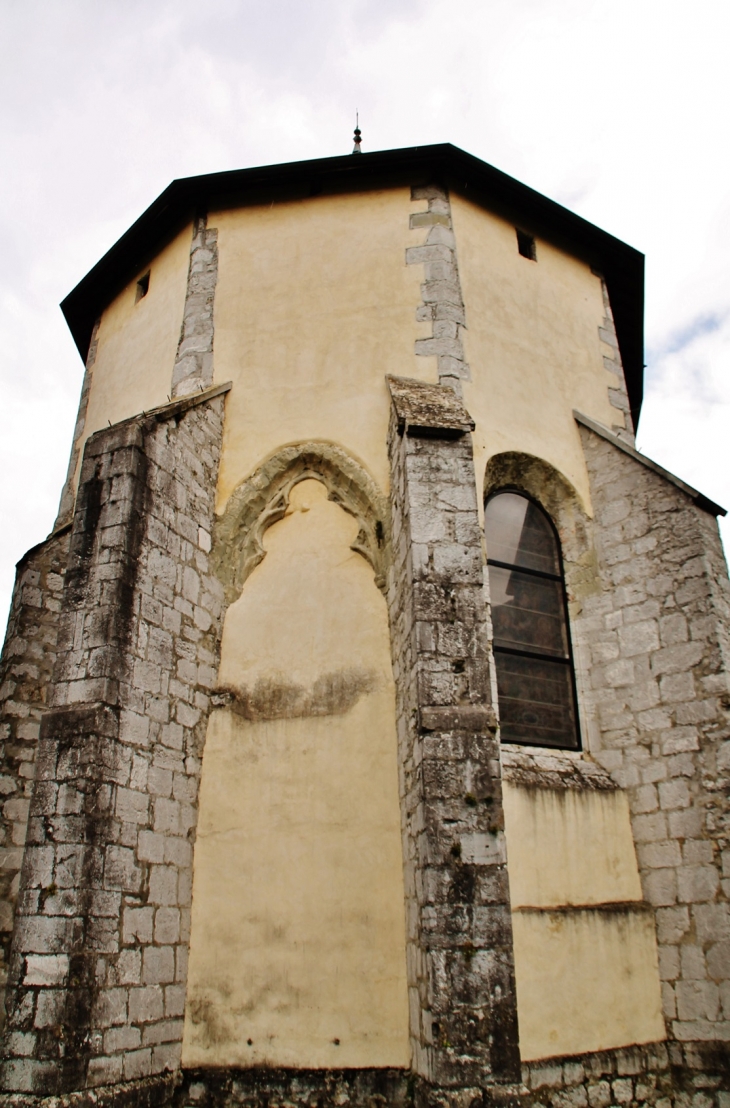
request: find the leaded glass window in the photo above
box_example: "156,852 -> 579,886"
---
484,491 -> 580,749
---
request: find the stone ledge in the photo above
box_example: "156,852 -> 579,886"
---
500,745 -> 617,791
387,375 -> 474,437
84,383 -> 232,453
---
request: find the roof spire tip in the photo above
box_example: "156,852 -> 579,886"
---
352,112 -> 362,154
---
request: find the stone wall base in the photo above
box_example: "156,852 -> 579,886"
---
0,1071 -> 177,1108
3,1046 -> 725,1108
177,1068 -> 411,1108
522,1041 -> 729,1107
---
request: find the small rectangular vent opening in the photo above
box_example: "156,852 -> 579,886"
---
135,271 -> 151,302
516,229 -> 536,261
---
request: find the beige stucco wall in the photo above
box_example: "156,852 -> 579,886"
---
450,194 -> 622,516
512,908 -> 665,1060
79,223 -> 191,466
210,189 -> 430,508
503,783 -> 664,1060
183,480 -> 409,1069
502,784 -> 643,908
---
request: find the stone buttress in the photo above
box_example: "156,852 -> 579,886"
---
0,384 -> 229,1096
385,375 -> 521,1100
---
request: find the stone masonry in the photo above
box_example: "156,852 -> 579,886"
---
0,383 -> 230,1096
173,1042 -> 726,1108
0,530 -> 71,1024
407,187 -> 470,395
574,416 -> 730,1049
171,216 -> 218,400
55,320 -> 101,530
596,279 -> 635,446
385,375 -> 520,1097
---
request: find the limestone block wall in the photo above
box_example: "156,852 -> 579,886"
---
385,376 -> 520,1092
0,385 -> 228,1096
576,420 -> 730,1049
0,529 -> 70,1021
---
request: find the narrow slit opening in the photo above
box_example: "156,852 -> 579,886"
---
135,271 -> 151,302
516,229 -> 536,261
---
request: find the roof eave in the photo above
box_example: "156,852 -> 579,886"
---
60,143 -> 645,424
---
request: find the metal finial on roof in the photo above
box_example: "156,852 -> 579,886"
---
352,112 -> 362,154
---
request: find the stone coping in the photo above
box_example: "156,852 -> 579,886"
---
500,744 -> 617,791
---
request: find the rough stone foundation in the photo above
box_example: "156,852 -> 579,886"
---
522,1041 -> 730,1108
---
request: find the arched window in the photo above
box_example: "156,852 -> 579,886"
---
484,491 -> 580,750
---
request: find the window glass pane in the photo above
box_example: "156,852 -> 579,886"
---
484,492 -> 560,575
494,652 -> 578,748
489,565 -> 569,658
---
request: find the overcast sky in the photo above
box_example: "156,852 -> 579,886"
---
1,0 -> 729,632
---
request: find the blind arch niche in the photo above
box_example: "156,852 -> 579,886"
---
484,490 -> 580,750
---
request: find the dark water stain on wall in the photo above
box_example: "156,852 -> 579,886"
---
216,667 -> 379,721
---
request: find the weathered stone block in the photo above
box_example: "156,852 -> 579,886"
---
128,984 -> 165,1024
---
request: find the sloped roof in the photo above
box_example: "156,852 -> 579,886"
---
60,143 -> 645,424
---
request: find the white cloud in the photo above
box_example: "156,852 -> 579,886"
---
1,0 -> 729,629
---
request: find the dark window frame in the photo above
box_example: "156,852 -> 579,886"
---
485,487 -> 582,751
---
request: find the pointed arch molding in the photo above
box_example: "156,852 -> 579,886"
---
483,451 -> 594,584
212,442 -> 392,605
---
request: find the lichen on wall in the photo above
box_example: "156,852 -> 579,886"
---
183,479 -> 409,1069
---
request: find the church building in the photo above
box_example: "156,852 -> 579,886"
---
0,142 -> 729,1107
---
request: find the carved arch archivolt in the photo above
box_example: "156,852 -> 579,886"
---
212,441 -> 391,605
483,451 -> 598,609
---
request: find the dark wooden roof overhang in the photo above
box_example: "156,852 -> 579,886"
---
60,143 -> 645,425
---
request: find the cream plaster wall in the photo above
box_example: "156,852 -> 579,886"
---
503,783 -> 664,1060
183,481 -> 409,1069
210,190 -> 430,509
512,909 -> 665,1061
79,224 -> 191,464
502,784 -> 643,908
450,194 -> 621,516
